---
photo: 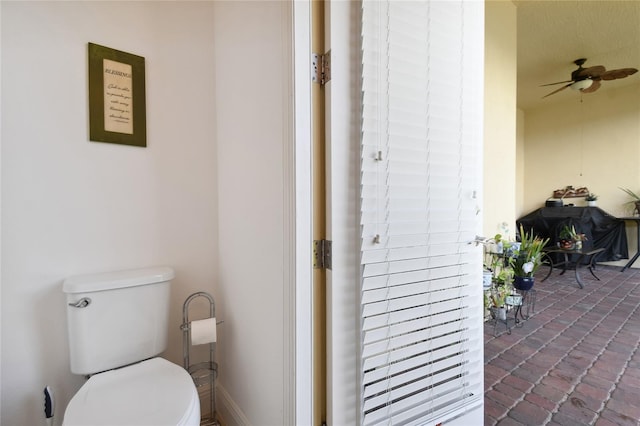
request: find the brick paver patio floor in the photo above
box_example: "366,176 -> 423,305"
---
484,264 -> 640,425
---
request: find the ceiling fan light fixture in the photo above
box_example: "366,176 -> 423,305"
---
571,79 -> 593,91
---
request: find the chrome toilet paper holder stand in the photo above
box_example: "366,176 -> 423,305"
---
181,291 -> 221,426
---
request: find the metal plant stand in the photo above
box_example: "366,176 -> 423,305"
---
489,289 -> 537,336
513,289 -> 536,322
490,305 -> 513,336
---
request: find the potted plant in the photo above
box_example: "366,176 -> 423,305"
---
560,224 -> 587,250
585,193 -> 598,206
558,224 -> 586,249
619,187 -> 640,215
488,279 -> 512,321
482,246 -> 514,320
489,232 -> 509,254
511,225 -> 549,291
558,225 -> 576,249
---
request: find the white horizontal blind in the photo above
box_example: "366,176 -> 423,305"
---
360,1 -> 484,425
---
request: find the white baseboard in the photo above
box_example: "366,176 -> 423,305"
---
215,383 -> 251,426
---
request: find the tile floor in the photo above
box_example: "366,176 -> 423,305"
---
484,264 -> 640,425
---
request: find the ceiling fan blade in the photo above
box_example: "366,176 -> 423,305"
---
580,80 -> 601,93
542,83 -> 572,98
599,68 -> 638,81
540,79 -> 574,87
575,65 -> 606,79
541,59 -> 638,100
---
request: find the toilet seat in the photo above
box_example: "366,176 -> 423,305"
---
63,357 -> 200,426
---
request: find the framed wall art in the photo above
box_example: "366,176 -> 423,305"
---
88,42 -> 146,147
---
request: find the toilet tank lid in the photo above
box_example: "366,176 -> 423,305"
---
63,267 -> 175,294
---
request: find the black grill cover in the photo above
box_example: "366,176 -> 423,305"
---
516,207 -> 628,262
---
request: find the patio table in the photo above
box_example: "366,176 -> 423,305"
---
618,216 -> 640,271
542,247 -> 605,288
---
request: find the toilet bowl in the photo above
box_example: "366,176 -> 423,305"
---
64,357 -> 200,426
62,267 -> 200,426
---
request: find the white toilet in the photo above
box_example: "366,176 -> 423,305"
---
62,267 -> 200,426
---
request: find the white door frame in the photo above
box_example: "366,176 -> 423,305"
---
324,1 -> 361,424
293,1 -> 313,425
293,1 -> 361,424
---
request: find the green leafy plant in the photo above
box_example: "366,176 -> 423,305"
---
482,245 -> 514,310
490,286 -> 509,308
511,225 -> 549,277
585,193 -> 598,201
483,291 -> 493,310
620,187 -> 640,202
558,225 -> 586,251
493,266 -> 514,286
559,225 -> 577,241
619,188 -> 640,215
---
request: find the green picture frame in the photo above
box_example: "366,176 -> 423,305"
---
88,43 -> 146,147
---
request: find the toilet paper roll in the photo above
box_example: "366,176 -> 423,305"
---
190,317 -> 217,345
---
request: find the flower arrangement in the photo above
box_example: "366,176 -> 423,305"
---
510,225 -> 549,278
558,225 -> 587,249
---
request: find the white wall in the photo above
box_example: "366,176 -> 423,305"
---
211,2 -> 293,425
1,2 -> 218,424
484,0 -> 517,238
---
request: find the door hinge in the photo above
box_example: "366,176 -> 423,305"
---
312,50 -> 331,86
313,239 -> 332,270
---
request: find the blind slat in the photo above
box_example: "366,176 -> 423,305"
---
360,0 -> 483,424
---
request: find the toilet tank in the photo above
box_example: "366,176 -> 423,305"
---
63,267 -> 174,375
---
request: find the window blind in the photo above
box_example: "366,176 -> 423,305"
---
360,1 -> 484,424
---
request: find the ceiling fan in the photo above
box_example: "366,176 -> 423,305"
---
541,58 -> 638,98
